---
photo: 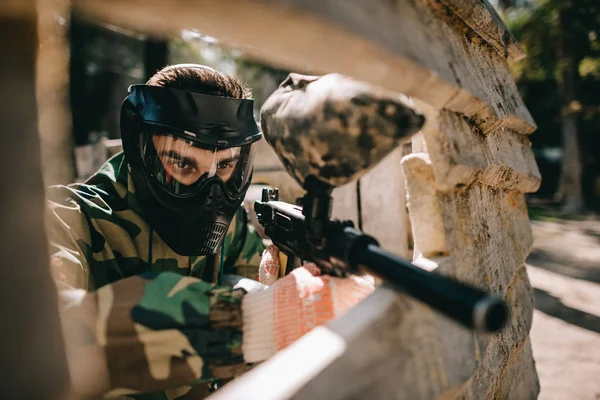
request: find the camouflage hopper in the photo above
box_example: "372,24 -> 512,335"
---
260,73 -> 426,188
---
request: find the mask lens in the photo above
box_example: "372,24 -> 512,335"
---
138,129 -> 256,197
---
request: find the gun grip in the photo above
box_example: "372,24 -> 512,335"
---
280,253 -> 300,276
278,252 -> 288,278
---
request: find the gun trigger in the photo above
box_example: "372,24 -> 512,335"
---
278,252 -> 288,278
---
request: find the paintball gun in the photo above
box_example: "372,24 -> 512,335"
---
254,73 -> 508,333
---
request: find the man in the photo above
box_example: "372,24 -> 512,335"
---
47,64 -> 374,399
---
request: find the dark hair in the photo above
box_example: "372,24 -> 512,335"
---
146,64 -> 251,99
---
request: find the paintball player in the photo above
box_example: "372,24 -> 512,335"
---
46,64 -> 374,398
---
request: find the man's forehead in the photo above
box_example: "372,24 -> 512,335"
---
155,134 -> 241,154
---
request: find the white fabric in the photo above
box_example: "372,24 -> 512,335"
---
241,287 -> 276,363
233,278 -> 267,294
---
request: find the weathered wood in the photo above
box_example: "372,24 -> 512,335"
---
440,185 -> 534,293
414,103 -> 541,192
211,284 -> 482,400
331,181 -> 360,229
437,0 -> 526,61
0,2 -> 71,397
211,287 -> 454,400
73,0 -> 535,135
287,290 -> 480,400
37,0 -> 76,186
403,149 -> 537,384
360,147 -> 410,258
402,154 -> 450,259
491,337 -> 539,400
2,0 -> 33,16
460,264 -> 536,399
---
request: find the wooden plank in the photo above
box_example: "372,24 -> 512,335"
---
0,0 -> 33,16
72,0 -> 536,135
491,337 -> 539,399
463,265 -> 537,399
401,154 -> 450,259
211,285 -> 480,400
0,2 -> 71,397
437,0 -> 526,61
331,181 -> 360,228
418,106 -> 541,192
359,147 -> 409,258
439,185 -> 534,293
37,0 -> 76,186
402,157 -> 537,399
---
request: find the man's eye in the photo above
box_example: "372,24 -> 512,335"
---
174,160 -> 187,169
170,159 -> 194,173
218,162 -> 234,169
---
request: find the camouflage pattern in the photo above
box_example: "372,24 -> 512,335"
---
260,73 -> 426,188
46,152 -> 268,399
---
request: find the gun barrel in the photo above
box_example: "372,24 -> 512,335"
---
357,244 -> 508,333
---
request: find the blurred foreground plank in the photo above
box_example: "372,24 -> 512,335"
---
0,1 -> 71,398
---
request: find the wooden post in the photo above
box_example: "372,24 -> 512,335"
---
37,0 -> 76,186
0,1 -> 71,397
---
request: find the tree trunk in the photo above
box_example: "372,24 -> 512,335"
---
555,7 -> 584,213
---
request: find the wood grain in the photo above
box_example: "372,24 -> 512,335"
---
73,0 -> 536,135
331,181 -> 360,229
359,147 -> 410,258
421,108 -> 541,192
436,0 -> 526,61
37,0 -> 76,186
0,4 -> 71,397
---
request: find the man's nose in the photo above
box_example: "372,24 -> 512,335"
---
199,159 -> 216,177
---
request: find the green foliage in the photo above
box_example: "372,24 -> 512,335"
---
528,204 -> 589,221
497,0 -> 600,207
500,0 -> 599,126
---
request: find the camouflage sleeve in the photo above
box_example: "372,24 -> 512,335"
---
46,190 -> 251,397
45,188 -> 94,291
223,206 -> 269,280
60,271 -> 249,398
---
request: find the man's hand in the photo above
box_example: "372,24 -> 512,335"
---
242,245 -> 375,363
258,244 -> 321,285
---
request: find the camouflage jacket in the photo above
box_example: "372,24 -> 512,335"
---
46,153 -> 268,399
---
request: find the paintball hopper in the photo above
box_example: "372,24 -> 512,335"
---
260,73 -> 425,188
